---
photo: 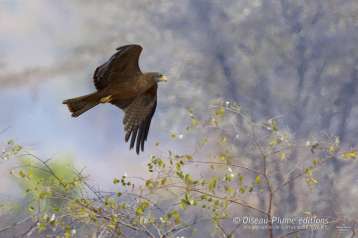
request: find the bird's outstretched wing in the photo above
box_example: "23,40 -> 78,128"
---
121,85 -> 157,154
93,44 -> 143,90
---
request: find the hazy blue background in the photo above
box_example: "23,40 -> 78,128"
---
0,0 -> 357,193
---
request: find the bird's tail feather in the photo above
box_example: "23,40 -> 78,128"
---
63,93 -> 100,117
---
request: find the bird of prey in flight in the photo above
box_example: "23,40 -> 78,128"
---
63,44 -> 167,154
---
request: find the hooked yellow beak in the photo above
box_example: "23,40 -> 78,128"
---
160,75 -> 168,82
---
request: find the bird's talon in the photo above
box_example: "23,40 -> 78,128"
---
100,95 -> 113,103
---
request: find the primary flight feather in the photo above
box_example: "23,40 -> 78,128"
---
63,44 -> 167,154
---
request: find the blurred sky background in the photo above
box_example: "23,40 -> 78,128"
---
0,0 -> 357,193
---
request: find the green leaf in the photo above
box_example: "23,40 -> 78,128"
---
64,225 -> 72,238
145,179 -> 156,189
215,107 -> 225,116
136,201 -> 150,216
255,175 -> 261,184
271,119 -> 278,131
219,154 -> 227,161
279,152 -> 287,160
224,173 -> 233,182
7,140 -> 14,145
342,150 -> 357,159
28,205 -> 35,213
304,167 -> 313,177
180,193 -> 195,209
208,177 -> 218,193
184,174 -> 193,186
225,185 -> 235,194
18,170 -> 26,178
113,178 -> 120,184
170,132 -> 177,139
11,144 -> 22,154
184,155 -> 193,161
191,118 -> 200,127
37,222 -> 46,232
160,178 -> 167,185
168,210 -> 181,224
238,174 -> 244,185
176,171 -> 184,180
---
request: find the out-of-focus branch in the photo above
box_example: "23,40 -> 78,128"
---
0,216 -> 34,234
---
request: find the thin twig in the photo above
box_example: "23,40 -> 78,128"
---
187,160 -> 264,175
0,216 -> 33,233
277,230 -> 299,238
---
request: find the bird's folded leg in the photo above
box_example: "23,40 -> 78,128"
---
100,95 -> 113,103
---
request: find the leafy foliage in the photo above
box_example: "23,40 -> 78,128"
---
0,101 -> 357,237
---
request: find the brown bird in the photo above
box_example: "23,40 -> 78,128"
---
63,44 -> 167,154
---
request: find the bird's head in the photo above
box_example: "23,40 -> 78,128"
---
151,72 -> 168,83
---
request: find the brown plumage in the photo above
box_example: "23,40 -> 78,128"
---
63,44 -> 167,154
